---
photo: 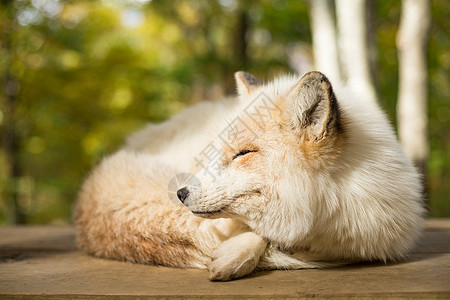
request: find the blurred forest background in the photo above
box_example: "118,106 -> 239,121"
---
0,0 -> 449,224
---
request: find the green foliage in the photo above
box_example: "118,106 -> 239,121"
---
0,0 -> 449,224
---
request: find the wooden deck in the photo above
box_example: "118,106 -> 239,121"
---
1,219 -> 449,299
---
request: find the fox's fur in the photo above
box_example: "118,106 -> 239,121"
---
75,71 -> 424,281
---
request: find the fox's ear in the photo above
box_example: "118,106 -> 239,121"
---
286,71 -> 340,141
235,71 -> 264,97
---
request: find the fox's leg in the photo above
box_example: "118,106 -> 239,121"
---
207,231 -> 268,281
207,234 -> 332,281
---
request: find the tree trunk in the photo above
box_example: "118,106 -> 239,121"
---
335,0 -> 377,103
224,2 -> 249,95
366,0 -> 377,83
396,0 -> 430,189
308,0 -> 342,84
1,1 -> 25,224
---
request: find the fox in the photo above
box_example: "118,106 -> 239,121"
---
75,71 -> 424,281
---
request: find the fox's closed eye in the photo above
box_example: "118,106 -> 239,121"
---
232,149 -> 257,160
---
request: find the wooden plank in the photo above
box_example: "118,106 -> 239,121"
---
0,220 -> 449,299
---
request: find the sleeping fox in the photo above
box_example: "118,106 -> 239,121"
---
75,71 -> 424,281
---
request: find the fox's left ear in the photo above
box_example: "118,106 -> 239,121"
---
235,71 -> 264,97
286,71 -> 341,141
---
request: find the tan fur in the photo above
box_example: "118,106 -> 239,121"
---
75,151 -> 243,269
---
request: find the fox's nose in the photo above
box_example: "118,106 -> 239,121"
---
177,187 -> 189,203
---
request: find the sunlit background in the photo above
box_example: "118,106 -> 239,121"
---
0,0 -> 449,224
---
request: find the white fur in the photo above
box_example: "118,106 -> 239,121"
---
75,72 -> 424,281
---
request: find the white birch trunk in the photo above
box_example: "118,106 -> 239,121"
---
336,0 -> 377,103
308,0 -> 342,84
396,0 -> 430,175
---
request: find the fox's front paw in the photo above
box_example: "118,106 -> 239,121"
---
207,232 -> 267,281
207,248 -> 259,281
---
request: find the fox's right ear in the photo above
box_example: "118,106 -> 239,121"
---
235,71 -> 264,97
285,71 -> 341,142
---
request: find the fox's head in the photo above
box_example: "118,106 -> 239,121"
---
178,71 -> 345,249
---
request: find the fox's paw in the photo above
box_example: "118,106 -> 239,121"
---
207,232 -> 267,281
207,247 -> 259,281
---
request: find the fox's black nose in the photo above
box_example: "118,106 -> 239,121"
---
177,187 -> 190,203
